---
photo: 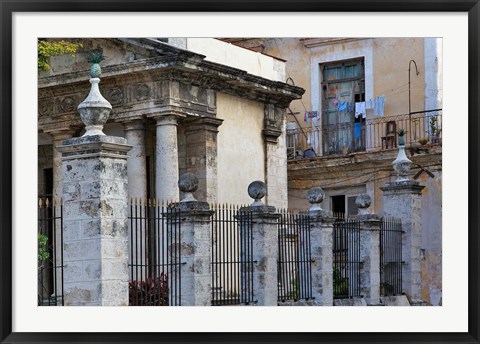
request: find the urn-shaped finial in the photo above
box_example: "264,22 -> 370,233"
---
77,50 -> 111,136
307,187 -> 325,212
248,181 -> 267,207
178,173 -> 199,202
392,129 -> 412,182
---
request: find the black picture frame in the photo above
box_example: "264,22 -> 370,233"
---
1,1 -> 478,343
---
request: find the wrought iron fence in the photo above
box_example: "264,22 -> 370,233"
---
380,217 -> 404,296
277,210 -> 313,302
333,216 -> 361,299
128,199 -> 182,306
38,195 -> 64,306
287,109 -> 442,158
211,204 -> 255,305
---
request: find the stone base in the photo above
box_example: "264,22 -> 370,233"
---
409,299 -> 429,306
278,299 -> 320,306
333,297 -> 367,306
381,295 -> 411,306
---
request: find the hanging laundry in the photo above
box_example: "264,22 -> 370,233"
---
354,122 -> 362,138
374,96 -> 385,116
366,99 -> 374,110
347,102 -> 354,113
307,111 -> 318,118
355,102 -> 366,119
332,98 -> 338,106
337,101 -> 347,112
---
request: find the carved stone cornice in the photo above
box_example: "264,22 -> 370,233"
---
38,42 -> 304,108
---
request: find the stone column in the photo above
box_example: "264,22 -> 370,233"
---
155,115 -> 180,202
263,104 -> 288,209
44,127 -> 74,301
184,116 -> 223,203
169,173 -> 213,306
355,194 -> 381,306
380,140 -> 425,305
306,187 -> 334,306
123,119 -> 147,201
122,120 -> 147,279
46,128 -> 75,201
241,181 -> 279,306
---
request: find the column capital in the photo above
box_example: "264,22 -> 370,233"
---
122,119 -> 145,132
44,128 -> 75,142
154,114 -> 181,127
184,116 -> 224,133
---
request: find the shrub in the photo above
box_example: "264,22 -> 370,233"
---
129,273 -> 169,306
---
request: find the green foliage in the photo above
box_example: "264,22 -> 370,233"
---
87,50 -> 106,64
38,234 -> 50,263
429,116 -> 441,136
333,268 -> 349,297
38,39 -> 82,71
397,128 -> 406,137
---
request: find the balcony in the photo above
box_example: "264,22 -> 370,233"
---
286,109 -> 442,159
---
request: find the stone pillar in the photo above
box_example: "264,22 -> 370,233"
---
263,104 -> 288,209
381,181 -> 424,305
59,135 -> 132,305
241,181 -> 279,306
170,173 -> 213,305
355,194 -> 381,305
306,187 -> 334,306
45,127 -> 74,301
381,141 -> 425,304
123,120 -> 147,201
58,59 -> 132,306
155,115 -> 180,202
184,116 -> 223,203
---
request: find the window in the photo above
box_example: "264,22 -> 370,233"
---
321,58 -> 366,155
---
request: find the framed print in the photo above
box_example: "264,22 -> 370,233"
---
1,1 -> 479,343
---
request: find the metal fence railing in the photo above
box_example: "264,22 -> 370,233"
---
277,210 -> 313,303
211,204 -> 255,305
38,195 -> 64,306
380,217 -> 404,296
128,199 -> 182,306
287,109 -> 442,158
333,216 -> 361,299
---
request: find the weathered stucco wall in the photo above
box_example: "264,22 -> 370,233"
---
186,38 -> 285,82
373,38 -> 425,115
216,92 -> 265,205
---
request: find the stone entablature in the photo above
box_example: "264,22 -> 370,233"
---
38,39 -> 304,134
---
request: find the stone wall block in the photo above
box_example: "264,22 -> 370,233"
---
63,261 -> 83,282
101,239 -> 129,259
64,240 -> 101,262
63,220 -> 82,241
63,182 -> 81,202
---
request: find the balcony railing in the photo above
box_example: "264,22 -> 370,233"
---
286,109 -> 442,159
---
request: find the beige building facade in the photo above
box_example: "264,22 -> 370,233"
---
223,37 -> 442,305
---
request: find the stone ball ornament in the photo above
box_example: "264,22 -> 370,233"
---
307,187 -> 325,211
178,173 -> 199,202
248,181 -> 267,206
356,194 -> 371,215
